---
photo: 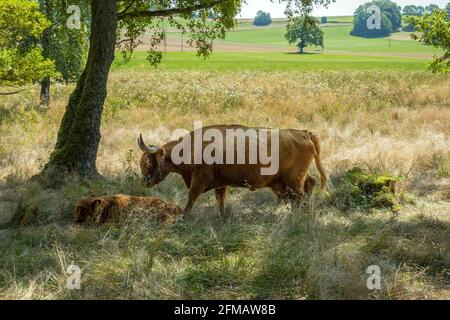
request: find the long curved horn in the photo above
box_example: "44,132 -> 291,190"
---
137,134 -> 159,154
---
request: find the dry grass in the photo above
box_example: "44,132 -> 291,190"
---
0,70 -> 449,299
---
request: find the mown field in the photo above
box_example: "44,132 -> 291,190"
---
0,70 -> 449,299
114,51 -> 429,72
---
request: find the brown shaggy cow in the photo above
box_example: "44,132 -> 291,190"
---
138,125 -> 328,215
75,194 -> 182,225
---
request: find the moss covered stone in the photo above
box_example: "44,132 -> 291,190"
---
330,167 -> 400,212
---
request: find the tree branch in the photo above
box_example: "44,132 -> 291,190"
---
0,88 -> 26,95
118,0 -> 223,20
118,0 -> 138,16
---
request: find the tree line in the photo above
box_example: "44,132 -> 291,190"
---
351,0 -> 449,37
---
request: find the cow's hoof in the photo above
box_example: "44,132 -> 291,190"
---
181,210 -> 192,217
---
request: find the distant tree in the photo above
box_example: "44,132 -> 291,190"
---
321,16 -> 328,23
0,0 -> 55,95
351,2 -> 394,37
401,24 -> 413,32
417,5 -> 426,15
408,9 -> 449,73
285,16 -> 324,53
402,4 -> 425,31
378,0 -> 402,31
37,0 -> 90,106
425,4 -> 440,13
402,5 -> 425,16
447,3 -> 450,16
253,10 -> 272,26
207,8 -> 218,19
191,8 -> 217,19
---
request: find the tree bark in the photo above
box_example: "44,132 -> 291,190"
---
39,0 -> 51,107
36,0 -> 118,184
300,38 -> 305,54
40,77 -> 50,107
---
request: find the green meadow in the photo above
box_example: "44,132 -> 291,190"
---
113,51 -> 429,72
133,16 -> 442,72
216,25 -> 440,54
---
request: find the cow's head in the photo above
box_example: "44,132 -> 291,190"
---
137,134 -> 168,187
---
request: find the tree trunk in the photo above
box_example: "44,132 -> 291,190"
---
40,77 -> 50,107
39,0 -> 51,107
36,0 -> 118,184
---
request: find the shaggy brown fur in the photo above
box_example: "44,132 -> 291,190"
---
138,125 -> 328,215
75,194 -> 182,225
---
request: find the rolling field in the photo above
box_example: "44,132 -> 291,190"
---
154,17 -> 441,57
135,16 -> 442,73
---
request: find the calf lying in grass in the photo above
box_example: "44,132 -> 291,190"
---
75,194 -> 182,225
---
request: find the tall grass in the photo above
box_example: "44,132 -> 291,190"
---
0,70 -> 449,299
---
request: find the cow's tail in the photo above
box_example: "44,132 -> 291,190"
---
308,132 -> 328,191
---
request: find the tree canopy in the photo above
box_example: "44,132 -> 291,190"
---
253,10 -> 272,26
402,4 -> 425,31
425,4 -> 440,13
408,9 -> 450,73
402,5 -> 425,16
116,0 -> 242,64
350,0 -> 402,38
38,0 -> 89,83
285,16 -> 324,53
0,0 -> 55,94
35,0 -> 90,105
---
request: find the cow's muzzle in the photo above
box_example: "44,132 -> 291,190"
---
143,175 -> 158,187
143,168 -> 164,187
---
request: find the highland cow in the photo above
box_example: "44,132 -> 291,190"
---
75,194 -> 182,225
138,124 -> 328,215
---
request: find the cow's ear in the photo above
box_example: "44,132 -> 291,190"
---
157,147 -> 166,159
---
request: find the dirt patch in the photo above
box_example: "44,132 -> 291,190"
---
135,35 -> 296,52
390,32 -> 415,41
